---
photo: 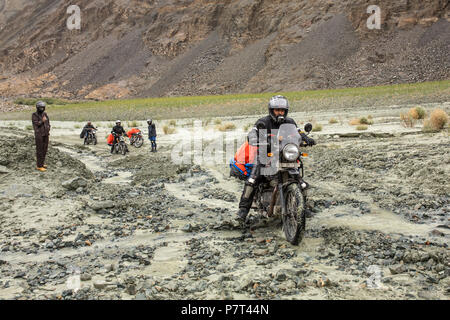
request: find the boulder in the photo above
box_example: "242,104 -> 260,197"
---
62,177 -> 88,190
88,200 -> 115,212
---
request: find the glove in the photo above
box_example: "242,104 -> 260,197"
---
301,133 -> 316,146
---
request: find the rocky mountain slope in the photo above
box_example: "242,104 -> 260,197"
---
0,0 -> 449,100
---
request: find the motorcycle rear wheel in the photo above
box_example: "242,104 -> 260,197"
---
121,142 -> 127,155
282,184 -> 306,245
134,136 -> 144,148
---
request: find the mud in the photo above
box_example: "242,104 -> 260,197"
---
0,105 -> 449,300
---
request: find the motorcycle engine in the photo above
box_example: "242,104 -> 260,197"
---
260,189 -> 273,210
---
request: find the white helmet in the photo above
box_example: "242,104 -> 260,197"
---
116,120 -> 121,124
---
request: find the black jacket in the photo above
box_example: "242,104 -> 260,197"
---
111,125 -> 126,135
32,112 -> 51,136
248,115 -> 297,146
148,124 -> 157,138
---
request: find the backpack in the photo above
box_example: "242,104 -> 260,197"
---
229,141 -> 258,180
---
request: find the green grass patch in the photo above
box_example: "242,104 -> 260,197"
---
312,123 -> 323,132
2,81 -> 449,121
356,125 -> 368,131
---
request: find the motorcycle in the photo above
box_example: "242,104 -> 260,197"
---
250,123 -> 314,245
114,134 -> 129,155
129,132 -> 144,148
84,129 -> 97,145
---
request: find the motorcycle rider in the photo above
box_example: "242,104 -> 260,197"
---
82,121 -> 97,139
110,120 -> 127,153
236,95 -> 316,223
147,119 -> 157,152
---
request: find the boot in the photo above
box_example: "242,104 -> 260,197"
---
36,167 -> 47,172
236,207 -> 249,223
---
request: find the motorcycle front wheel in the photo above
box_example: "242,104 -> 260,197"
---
121,142 -> 127,155
282,184 -> 306,245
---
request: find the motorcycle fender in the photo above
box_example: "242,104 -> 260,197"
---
298,179 -> 310,190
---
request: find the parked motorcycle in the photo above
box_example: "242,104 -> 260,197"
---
129,131 -> 144,148
251,123 -> 314,245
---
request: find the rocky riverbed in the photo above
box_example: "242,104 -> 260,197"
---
0,108 -> 448,300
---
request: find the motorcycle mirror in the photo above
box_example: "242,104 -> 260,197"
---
304,123 -> 313,133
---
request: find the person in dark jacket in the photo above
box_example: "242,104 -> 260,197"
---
110,120 -> 127,153
81,121 -> 97,138
147,119 -> 157,152
236,95 -> 316,222
32,101 -> 51,172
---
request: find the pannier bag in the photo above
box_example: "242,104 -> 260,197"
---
127,128 -> 141,138
229,141 -> 258,180
107,133 -> 114,146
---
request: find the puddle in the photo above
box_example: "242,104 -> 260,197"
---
103,171 -> 133,184
145,243 -> 188,277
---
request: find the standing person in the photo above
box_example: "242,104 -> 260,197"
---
32,101 -> 51,172
147,119 -> 157,152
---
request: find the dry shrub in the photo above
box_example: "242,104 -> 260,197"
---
408,108 -> 419,120
217,123 -> 236,131
349,118 -> 360,125
356,125 -> 368,131
349,117 -> 373,125
312,123 -> 323,132
359,117 -> 369,125
163,125 -> 176,134
415,106 -> 426,119
169,120 -> 177,126
400,112 -> 416,128
427,109 -> 449,131
329,118 -> 338,124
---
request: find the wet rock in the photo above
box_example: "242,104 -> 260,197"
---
89,200 -> 115,212
135,293 -> 146,300
0,165 -> 10,174
182,224 -> 193,232
254,249 -> 269,256
430,229 -> 445,237
62,177 -> 88,190
80,274 -> 92,281
126,284 -> 137,295
389,264 -> 407,275
93,281 -> 107,290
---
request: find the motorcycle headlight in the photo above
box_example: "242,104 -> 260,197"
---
283,144 -> 300,161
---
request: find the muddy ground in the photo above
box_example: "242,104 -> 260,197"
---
0,103 -> 449,300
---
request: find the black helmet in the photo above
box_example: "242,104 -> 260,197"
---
36,101 -> 46,113
268,95 -> 289,124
